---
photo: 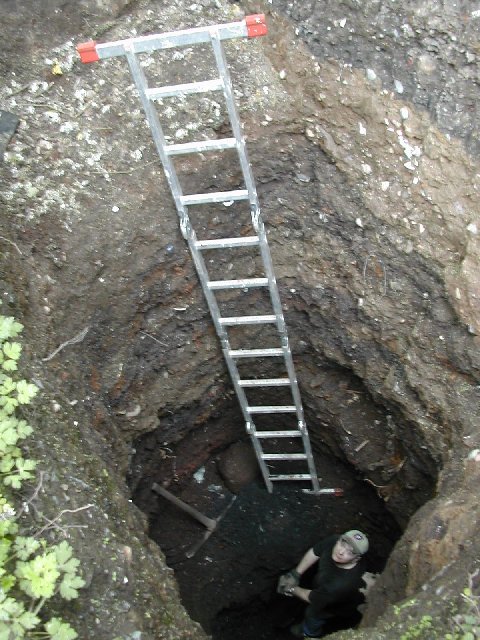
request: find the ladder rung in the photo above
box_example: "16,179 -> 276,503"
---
239,378 -> 290,387
165,138 -> 237,156
247,405 -> 297,413
228,348 -> 284,358
261,453 -> 307,460
220,314 -> 276,326
180,189 -> 249,206
194,236 -> 260,250
270,474 -> 313,481
255,430 -> 302,438
146,78 -> 223,100
208,277 -> 268,290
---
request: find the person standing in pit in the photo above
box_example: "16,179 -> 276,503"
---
277,529 -> 369,639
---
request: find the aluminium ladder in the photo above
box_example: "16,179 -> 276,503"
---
78,15 -> 334,495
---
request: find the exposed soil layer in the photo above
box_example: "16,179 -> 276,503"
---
270,0 -> 480,156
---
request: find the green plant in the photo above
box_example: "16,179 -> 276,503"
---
400,615 -> 433,639
446,581 -> 480,640
0,313 -> 85,639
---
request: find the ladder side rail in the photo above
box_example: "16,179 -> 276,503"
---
300,427 -> 321,493
210,32 -> 259,208
245,422 -> 274,492
219,343 -> 256,423
255,218 -> 320,492
255,218 -> 306,419
210,31 -> 318,490
124,47 -> 191,239
255,219 -> 287,333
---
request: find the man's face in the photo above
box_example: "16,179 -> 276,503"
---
332,538 -> 357,564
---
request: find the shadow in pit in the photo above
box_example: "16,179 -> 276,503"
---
212,594 -> 362,640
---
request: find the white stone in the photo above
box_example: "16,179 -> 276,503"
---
193,466 -> 206,483
400,107 -> 409,120
394,79 -> 404,94
366,68 -> 377,81
355,218 -> 363,228
130,149 -> 143,161
359,122 -> 367,135
466,222 -> 477,234
361,163 -> 372,174
381,181 -> 390,191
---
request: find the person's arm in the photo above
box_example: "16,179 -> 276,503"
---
278,547 -> 320,597
282,548 -> 319,600
294,547 -> 319,578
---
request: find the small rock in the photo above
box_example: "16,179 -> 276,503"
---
466,222 -> 477,234
295,173 -> 311,183
217,442 -> 258,493
193,466 -> 206,484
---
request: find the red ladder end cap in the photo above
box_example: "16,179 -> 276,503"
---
245,14 -> 267,38
77,41 -> 99,63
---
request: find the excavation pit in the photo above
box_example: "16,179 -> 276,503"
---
129,386 -> 431,639
2,1 -> 478,637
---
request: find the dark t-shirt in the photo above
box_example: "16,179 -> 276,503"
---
307,535 -> 366,618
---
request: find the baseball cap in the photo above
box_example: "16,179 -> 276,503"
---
341,530 -> 369,555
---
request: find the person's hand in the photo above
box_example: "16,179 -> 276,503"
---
276,570 -> 299,595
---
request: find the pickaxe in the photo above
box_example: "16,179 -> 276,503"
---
152,483 -> 237,558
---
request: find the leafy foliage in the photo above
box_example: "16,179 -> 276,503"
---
400,615 -> 433,639
446,584 -> 480,640
0,314 -> 84,639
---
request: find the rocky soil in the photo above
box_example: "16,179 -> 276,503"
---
1,0 -> 479,639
